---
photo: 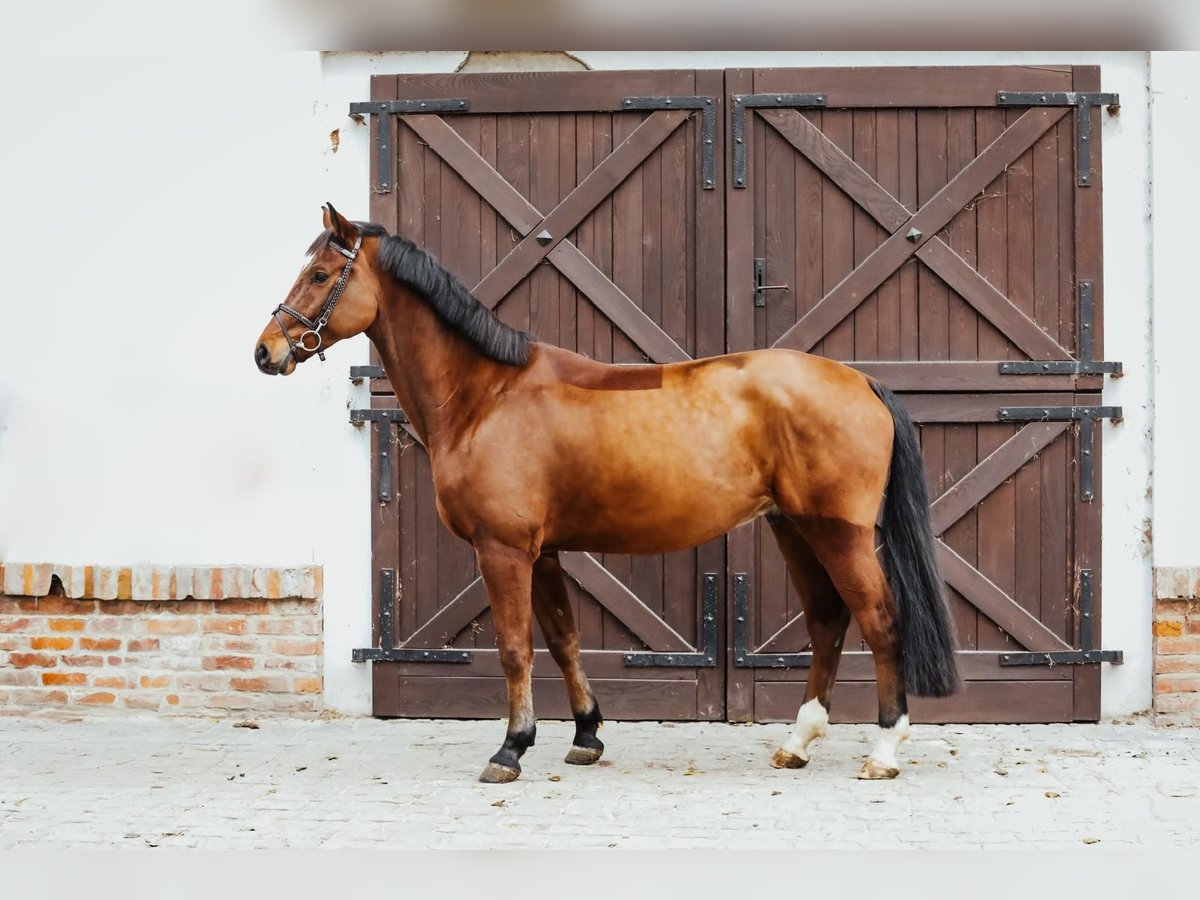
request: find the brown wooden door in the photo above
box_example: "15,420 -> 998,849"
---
724,66 -> 1113,723
358,65 -> 1116,725
362,71 -> 728,720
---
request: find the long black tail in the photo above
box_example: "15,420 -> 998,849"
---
869,381 -> 961,697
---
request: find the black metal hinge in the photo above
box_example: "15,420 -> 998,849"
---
731,93 -> 827,188
999,281 -> 1122,377
999,570 -> 1123,667
996,405 -> 1121,502
733,573 -> 813,668
349,98 -> 470,193
350,407 -> 413,502
623,573 -> 718,667
996,91 -> 1118,186
622,96 -> 717,190
352,569 -> 473,664
349,365 -> 386,382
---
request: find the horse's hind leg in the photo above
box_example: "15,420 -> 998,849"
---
476,541 -> 537,784
531,553 -> 604,765
767,517 -> 851,770
799,518 -> 910,780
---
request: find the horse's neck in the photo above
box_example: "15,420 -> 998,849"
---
366,283 -> 513,450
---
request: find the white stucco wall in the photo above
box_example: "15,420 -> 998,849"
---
1150,52 -> 1200,570
0,49 -> 1161,717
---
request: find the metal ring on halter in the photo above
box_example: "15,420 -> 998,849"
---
298,330 -> 323,352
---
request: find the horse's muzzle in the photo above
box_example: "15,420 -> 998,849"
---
255,342 -> 279,375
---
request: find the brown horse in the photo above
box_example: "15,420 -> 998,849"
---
255,204 -> 959,783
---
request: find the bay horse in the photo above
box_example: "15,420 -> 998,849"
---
255,204 -> 959,783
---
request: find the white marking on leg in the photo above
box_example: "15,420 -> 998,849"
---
780,698 -> 829,762
862,714 -> 910,777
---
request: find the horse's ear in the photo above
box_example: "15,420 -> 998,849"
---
322,202 -> 354,246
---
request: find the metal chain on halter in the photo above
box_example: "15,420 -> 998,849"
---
272,232 -> 362,363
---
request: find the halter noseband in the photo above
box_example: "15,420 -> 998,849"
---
272,232 -> 362,363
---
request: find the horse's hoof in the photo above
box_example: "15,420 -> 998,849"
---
771,748 -> 809,769
564,745 -> 603,766
479,762 -> 521,784
857,758 -> 900,780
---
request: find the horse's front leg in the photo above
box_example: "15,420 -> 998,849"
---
476,540 -> 537,784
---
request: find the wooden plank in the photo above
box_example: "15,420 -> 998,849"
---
755,679 -> 1074,724
820,109 -> 856,360
397,676 -> 701,721
559,552 -> 693,653
937,542 -> 1072,653
402,576 -> 489,649
473,110 -> 689,308
775,107 -> 1069,352
753,651 -> 1073,682
752,65 -> 1074,110
929,422 -> 1070,535
393,69 -> 699,113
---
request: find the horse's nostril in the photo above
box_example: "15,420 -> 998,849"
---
255,343 -> 271,370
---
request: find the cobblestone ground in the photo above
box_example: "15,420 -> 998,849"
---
0,714 -> 1196,849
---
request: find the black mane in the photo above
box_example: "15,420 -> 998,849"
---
313,222 -> 534,367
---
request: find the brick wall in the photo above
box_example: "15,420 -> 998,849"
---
1153,566 -> 1200,727
0,564 -> 322,716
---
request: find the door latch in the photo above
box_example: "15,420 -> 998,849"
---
754,258 -> 789,307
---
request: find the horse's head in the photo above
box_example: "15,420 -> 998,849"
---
254,203 -> 381,376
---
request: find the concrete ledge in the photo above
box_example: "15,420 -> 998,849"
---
0,564 -> 322,601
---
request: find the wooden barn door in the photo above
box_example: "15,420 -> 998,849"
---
356,71 -> 728,719
725,66 -> 1119,723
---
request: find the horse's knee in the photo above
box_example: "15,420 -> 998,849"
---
497,643 -> 532,675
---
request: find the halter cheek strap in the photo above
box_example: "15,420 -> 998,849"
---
272,232 -> 362,364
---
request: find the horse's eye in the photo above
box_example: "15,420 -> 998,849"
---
312,271 -> 330,284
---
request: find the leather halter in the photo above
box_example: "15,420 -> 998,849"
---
272,232 -> 362,363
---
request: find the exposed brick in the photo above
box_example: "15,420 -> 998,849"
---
147,619 -> 197,635
79,691 -> 116,705
265,657 -> 318,672
272,638 -> 320,656
126,638 -> 160,652
124,693 -> 166,711
8,653 -> 57,668
1158,636 -> 1200,655
88,618 -> 140,634
1153,693 -> 1200,714
79,637 -> 121,651
204,693 -> 257,710
268,695 -> 320,713
1156,675 -> 1200,694
0,638 -> 24,651
166,694 -> 179,705
209,638 -> 261,653
203,655 -> 255,671
0,670 -> 39,686
293,677 -> 322,694
230,676 -> 289,693
61,654 -> 104,667
30,636 -> 73,651
139,675 -> 171,689
97,601 -> 145,615
203,618 -> 247,634
218,600 -> 270,615
1154,621 -> 1183,638
253,618 -> 319,635
42,673 -> 88,686
93,676 -> 127,689
1155,655 -> 1200,675
48,618 -> 86,632
31,598 -> 95,615
0,617 -> 32,632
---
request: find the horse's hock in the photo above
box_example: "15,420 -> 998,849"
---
0,564 -> 323,714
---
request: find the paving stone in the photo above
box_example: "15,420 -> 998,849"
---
0,715 -> 1196,848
